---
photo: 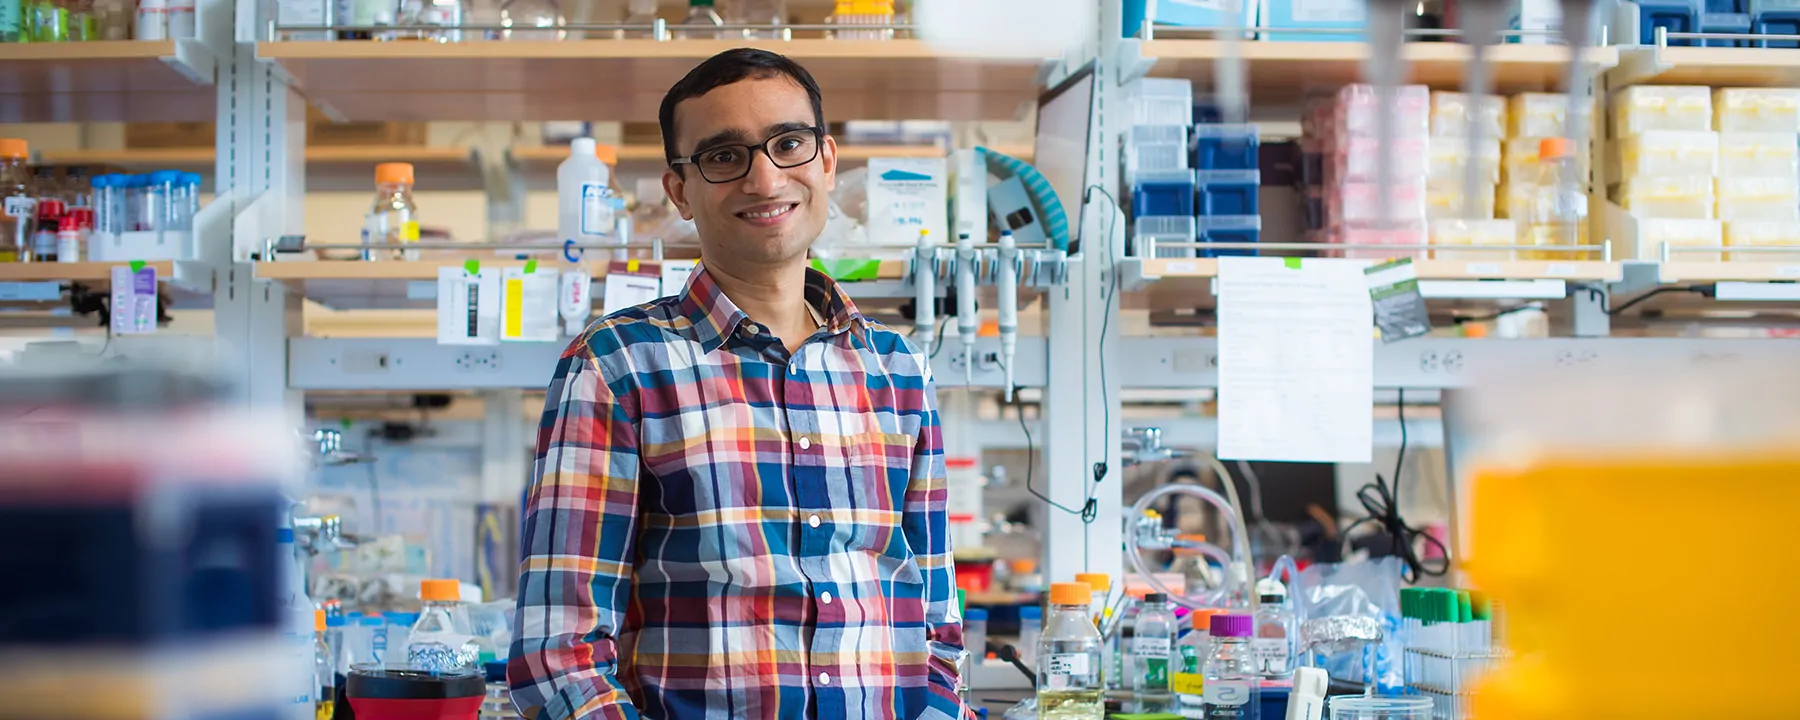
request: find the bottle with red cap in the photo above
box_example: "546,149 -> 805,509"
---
31,198 -> 64,262
58,209 -> 91,263
1201,613 -> 1260,719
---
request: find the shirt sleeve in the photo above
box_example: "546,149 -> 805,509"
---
901,370 -> 974,720
509,348 -> 643,720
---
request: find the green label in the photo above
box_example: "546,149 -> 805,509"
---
1143,658 -> 1169,689
1179,645 -> 1199,675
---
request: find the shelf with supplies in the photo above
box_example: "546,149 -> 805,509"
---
1119,253 -> 1624,312
1138,39 -> 1617,102
254,39 -> 1050,122
0,41 -> 219,123
0,261 -> 214,299
505,143 -> 1036,167
1610,31 -> 1800,87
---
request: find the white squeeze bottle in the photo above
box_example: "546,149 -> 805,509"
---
558,138 -> 616,253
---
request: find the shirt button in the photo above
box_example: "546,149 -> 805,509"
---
821,591 -> 833,604
798,436 -> 812,450
789,364 -> 798,375
818,672 -> 831,685
808,514 -> 821,528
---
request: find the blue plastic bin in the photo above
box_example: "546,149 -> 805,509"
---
1635,0 -> 1701,44
1134,169 -> 1198,217
1193,123 -> 1260,170
1197,170 -> 1261,216
1198,215 -> 1261,257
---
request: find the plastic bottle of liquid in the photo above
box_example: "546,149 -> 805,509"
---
558,138 -> 616,252
730,0 -> 782,38
1,0 -> 21,41
1018,605 -> 1043,667
1037,582 -> 1104,720
314,610 -> 335,720
59,209 -> 91,263
27,0 -> 68,40
963,608 -> 987,669
407,579 -> 480,672
1201,614 -> 1260,720
1525,137 -> 1588,260
1251,579 -> 1294,679
165,0 -> 192,37
1073,574 -> 1112,687
1132,593 -> 1177,712
674,0 -> 720,38
32,199 -> 64,262
362,163 -> 419,261
135,0 -> 166,39
68,0 -> 95,38
1178,608 -> 1225,675
1,139 -> 35,263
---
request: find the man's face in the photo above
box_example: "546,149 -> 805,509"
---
663,76 -> 838,271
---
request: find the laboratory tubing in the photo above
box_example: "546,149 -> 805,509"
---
1,139 -> 34,263
1202,614 -> 1260,720
1038,582 -> 1104,720
363,163 -> 419,261
1525,137 -> 1589,260
1018,605 -> 1043,667
1,0 -> 20,41
135,0 -> 166,39
1131,593 -> 1177,712
315,610 -> 335,720
1251,578 -> 1294,679
558,138 -> 615,252
675,0 -> 721,39
407,579 -> 481,672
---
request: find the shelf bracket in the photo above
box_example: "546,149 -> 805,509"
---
1111,38 -> 1158,87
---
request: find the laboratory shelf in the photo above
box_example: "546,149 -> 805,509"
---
41,145 -> 475,168
506,143 -> 1035,167
255,39 -> 1049,122
1611,45 -> 1800,88
1121,257 -> 1622,311
0,260 -> 214,296
1659,262 -> 1800,282
1141,41 -> 1617,102
0,41 -> 217,123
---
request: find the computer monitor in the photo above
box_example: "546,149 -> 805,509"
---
1032,62 -> 1097,254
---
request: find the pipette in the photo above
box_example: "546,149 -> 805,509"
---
913,228 -> 936,357
956,231 -> 979,385
1365,0 -> 1410,226
1458,0 -> 1507,220
997,229 -> 1019,400
1558,0 -> 1599,147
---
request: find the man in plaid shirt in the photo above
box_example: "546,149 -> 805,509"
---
508,48 -> 970,720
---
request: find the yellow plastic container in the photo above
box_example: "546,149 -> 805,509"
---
1714,87 -> 1800,133
1428,138 -> 1501,185
1508,93 -> 1595,139
1430,91 -> 1507,138
1635,217 -> 1722,261
1430,218 -> 1516,260
1717,132 -> 1800,177
1427,182 -> 1498,220
1725,219 -> 1800,261
1619,176 -> 1715,219
1716,176 -> 1800,222
1612,86 -> 1713,135
1614,130 -> 1718,177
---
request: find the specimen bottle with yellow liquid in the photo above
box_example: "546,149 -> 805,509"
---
1523,137 -> 1589,259
1037,581 -> 1105,720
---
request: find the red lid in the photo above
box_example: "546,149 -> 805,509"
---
36,199 -> 65,220
65,208 -> 94,229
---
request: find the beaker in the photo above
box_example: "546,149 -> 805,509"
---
1328,696 -> 1433,720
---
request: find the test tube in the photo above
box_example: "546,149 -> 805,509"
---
123,175 -> 144,231
148,170 -> 179,233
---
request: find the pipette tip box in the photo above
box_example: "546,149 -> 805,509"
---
1132,169 -> 1199,217
1198,215 -> 1262,257
1196,170 -> 1262,216
1192,123 -> 1260,170
1134,215 -> 1198,259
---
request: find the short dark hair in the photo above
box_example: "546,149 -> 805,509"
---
658,48 -> 826,168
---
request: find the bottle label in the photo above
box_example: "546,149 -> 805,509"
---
580,183 -> 615,236
402,220 -> 420,242
4,196 -> 34,219
1202,678 -> 1254,717
1043,652 -> 1091,691
1134,636 -> 1172,688
1178,644 -> 1200,675
1251,637 -> 1290,675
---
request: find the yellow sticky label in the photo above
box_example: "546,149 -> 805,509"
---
0,252 -> 15,262
1169,672 -> 1205,696
626,258 -> 640,273
402,221 -> 420,242
503,278 -> 524,338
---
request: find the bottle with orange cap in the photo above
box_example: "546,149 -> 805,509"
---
1037,581 -> 1105,719
1,139 -> 34,263
1524,136 -> 1589,260
315,609 -> 335,720
362,162 -> 419,261
406,578 -> 480,672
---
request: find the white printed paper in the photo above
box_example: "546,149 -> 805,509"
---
436,267 -> 500,346
660,259 -> 698,298
1043,653 -> 1091,691
602,273 -> 662,315
500,267 -> 559,343
1217,257 -> 1373,463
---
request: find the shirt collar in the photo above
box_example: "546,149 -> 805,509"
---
676,262 -> 867,353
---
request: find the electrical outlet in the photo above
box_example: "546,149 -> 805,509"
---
976,350 -> 1001,372
456,351 -> 503,372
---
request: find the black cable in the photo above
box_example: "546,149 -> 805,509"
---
1450,302 -> 1545,326
1082,184 -> 1122,519
1013,381 -> 1096,519
1574,283 -> 1714,316
926,317 -> 950,360
1340,389 -> 1448,583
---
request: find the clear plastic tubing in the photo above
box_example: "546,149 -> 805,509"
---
1266,554 -> 1302,612
1127,482 -> 1253,611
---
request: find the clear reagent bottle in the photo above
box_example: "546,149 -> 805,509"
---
406,579 -> 481,672
1202,613 -> 1260,720
1251,578 -> 1294,679
363,162 -> 419,261
674,0 -> 721,38
1526,136 -> 1588,260
1132,592 -> 1177,712
1037,581 -> 1104,720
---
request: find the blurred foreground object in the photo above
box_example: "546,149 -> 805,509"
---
1463,357 -> 1800,719
0,358 -> 307,720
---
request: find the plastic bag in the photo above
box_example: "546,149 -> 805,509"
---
1296,557 -> 1405,692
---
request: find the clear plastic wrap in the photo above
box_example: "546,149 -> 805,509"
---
1431,218 -> 1517,261
1426,183 -> 1498,220
1508,93 -> 1594,139
1725,219 -> 1800,261
1718,132 -> 1800,177
1612,86 -> 1714,135
1335,84 -> 1430,139
1430,92 -> 1507,139
1615,130 -> 1719,177
1428,138 -> 1501,185
1716,176 -> 1800,222
1619,176 -> 1717,219
1333,137 -> 1431,182
1714,87 -> 1800,133
1502,137 -> 1588,185
1330,181 -> 1429,225
1296,557 -> 1405,693
1637,218 -> 1723,261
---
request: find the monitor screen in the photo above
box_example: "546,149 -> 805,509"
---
1032,63 -> 1097,254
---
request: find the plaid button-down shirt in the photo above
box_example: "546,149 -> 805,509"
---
509,264 -> 968,720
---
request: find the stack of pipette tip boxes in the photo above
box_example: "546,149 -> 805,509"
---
1715,88 -> 1800,261
1498,93 -> 1595,260
1129,78 -> 1262,259
1311,84 -> 1431,259
1401,588 -> 1502,720
1610,86 -> 1728,262
1426,92 -> 1511,261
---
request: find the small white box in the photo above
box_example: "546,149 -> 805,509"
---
868,157 -> 950,248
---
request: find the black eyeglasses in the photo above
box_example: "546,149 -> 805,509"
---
671,126 -> 824,184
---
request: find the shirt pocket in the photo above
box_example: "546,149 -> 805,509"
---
843,425 -> 918,568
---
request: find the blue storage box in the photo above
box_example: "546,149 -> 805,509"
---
1752,0 -> 1800,45
1197,170 -> 1261,216
1702,12 -> 1751,44
1133,169 -> 1198,217
1635,0 -> 1701,44
1134,215 -> 1198,258
1193,123 -> 1260,170
1198,216 -> 1261,257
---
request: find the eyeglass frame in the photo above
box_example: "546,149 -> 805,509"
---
668,125 -> 828,184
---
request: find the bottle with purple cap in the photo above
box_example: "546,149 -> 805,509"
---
1201,613 -> 1260,719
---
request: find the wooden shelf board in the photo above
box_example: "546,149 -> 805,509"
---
257,39 -> 1046,122
0,41 -> 215,123
1624,46 -> 1800,86
0,261 -> 176,283
40,146 -> 475,167
1144,41 -> 1616,102
1135,257 -> 1619,281
1661,261 -> 1800,282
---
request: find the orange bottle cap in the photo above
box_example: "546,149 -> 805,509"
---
1537,137 -> 1575,160
421,578 -> 461,602
594,144 -> 618,165
1049,582 -> 1093,606
0,139 -> 27,160
1189,607 -> 1227,629
1074,573 -> 1111,592
375,162 -> 415,185
314,608 -> 326,632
